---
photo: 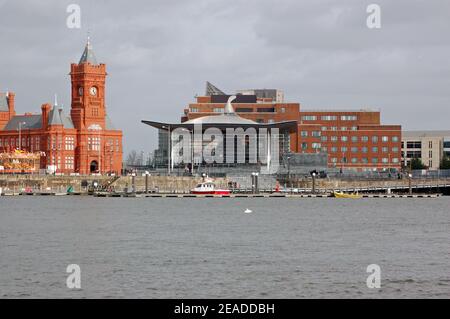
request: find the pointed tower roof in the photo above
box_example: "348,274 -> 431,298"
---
205,81 -> 226,96
79,37 -> 98,65
48,105 -> 74,128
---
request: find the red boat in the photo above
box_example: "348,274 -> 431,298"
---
190,181 -> 230,195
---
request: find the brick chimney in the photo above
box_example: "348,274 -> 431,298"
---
7,92 -> 16,117
41,103 -> 51,130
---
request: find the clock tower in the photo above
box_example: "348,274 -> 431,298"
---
68,39 -> 122,175
70,38 -> 107,130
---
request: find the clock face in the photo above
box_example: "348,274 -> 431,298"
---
78,87 -> 83,96
90,87 -> 97,96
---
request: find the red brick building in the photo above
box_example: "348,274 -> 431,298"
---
182,83 -> 401,171
0,40 -> 123,174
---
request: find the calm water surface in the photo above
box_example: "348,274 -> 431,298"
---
0,196 -> 449,298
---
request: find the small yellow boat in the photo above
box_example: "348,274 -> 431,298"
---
333,191 -> 363,199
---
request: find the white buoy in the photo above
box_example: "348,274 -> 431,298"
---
244,208 -> 253,214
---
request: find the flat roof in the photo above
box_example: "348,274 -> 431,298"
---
403,130 -> 450,138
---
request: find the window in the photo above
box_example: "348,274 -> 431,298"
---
429,150 -> 433,158
312,131 -> 321,137
351,126 -> 358,131
331,136 -> 338,142
213,108 -> 223,113
362,146 -> 368,153
301,131 -> 308,137
65,136 -> 75,151
341,136 -> 348,142
407,141 -> 421,149
382,136 -> 389,142
372,147 -> 378,153
362,158 -> 369,164
361,136 -> 369,142
382,147 -> 388,153
65,156 -> 74,170
341,146 -> 348,152
331,147 -> 338,153
312,143 -> 321,149
321,115 -> 337,121
382,158 -> 389,164
341,115 -> 357,121
351,158 -> 358,164
351,136 -> 358,143
257,107 -> 275,113
406,151 -> 421,158
115,139 -> 120,152
392,136 -> 399,142
321,136 -> 328,142
428,141 -> 433,148
331,127 -> 338,131
235,108 -> 253,112
268,119 -> 274,124
351,147 -> 358,153
331,158 -> 338,163
280,107 -> 286,113
341,127 -> 347,131
372,136 -> 378,143
372,158 -> 379,164
302,115 -> 317,121
88,136 -> 101,151
321,126 -> 327,131
301,143 -> 308,150
392,158 -> 399,163
392,147 -> 399,153
190,107 -> 199,112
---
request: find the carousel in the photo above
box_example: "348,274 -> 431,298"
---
0,149 -> 41,174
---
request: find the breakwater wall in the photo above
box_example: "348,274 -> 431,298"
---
1,174 -> 449,194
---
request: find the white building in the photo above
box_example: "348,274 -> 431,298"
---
402,131 -> 450,170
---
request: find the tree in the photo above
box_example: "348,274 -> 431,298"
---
410,158 -> 426,170
440,156 -> 450,170
126,150 -> 138,166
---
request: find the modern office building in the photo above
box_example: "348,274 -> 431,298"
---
0,40 -> 123,174
180,82 -> 402,171
402,131 -> 450,170
144,95 -> 302,174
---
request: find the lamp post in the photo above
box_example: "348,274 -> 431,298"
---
18,122 -> 26,150
408,173 -> 412,195
145,171 -> 150,194
312,172 -> 316,194
287,155 -> 291,189
251,172 -> 259,194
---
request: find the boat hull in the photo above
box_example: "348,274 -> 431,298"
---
333,191 -> 362,199
190,190 -> 230,195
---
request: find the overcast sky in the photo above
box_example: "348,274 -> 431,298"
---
0,0 -> 449,154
